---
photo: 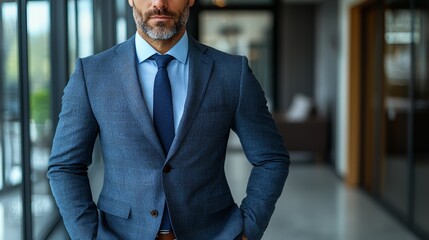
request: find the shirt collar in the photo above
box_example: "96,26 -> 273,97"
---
135,32 -> 189,64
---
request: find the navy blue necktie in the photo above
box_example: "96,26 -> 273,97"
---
152,54 -> 175,231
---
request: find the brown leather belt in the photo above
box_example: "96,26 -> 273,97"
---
155,231 -> 176,240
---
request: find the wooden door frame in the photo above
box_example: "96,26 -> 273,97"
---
347,0 -> 382,186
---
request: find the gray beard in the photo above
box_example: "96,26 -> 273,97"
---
142,23 -> 178,40
133,6 -> 189,40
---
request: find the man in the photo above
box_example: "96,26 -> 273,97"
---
47,0 -> 290,239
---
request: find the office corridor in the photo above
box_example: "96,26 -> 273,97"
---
225,150 -> 419,240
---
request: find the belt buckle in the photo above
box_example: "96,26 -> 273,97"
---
159,230 -> 171,235
156,230 -> 175,240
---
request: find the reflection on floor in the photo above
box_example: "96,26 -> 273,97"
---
0,188 -> 22,240
0,184 -> 57,240
23,150 -> 422,240
225,151 -> 419,240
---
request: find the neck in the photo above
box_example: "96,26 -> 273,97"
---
138,28 -> 186,54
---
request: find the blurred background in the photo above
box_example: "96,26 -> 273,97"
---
0,0 -> 428,239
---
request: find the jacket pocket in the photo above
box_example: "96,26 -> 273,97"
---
97,195 -> 131,219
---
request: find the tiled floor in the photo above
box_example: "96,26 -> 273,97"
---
225,151 -> 419,240
47,150 -> 421,240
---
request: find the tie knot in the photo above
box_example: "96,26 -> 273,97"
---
151,54 -> 174,69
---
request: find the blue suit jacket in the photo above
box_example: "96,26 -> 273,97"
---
48,36 -> 290,240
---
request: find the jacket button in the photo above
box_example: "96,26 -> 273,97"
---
163,164 -> 172,173
150,210 -> 158,218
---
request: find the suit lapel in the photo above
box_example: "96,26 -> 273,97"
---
167,39 -> 213,160
112,36 -> 213,160
114,37 -> 165,158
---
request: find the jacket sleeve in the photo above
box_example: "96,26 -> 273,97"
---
232,56 -> 290,240
47,58 -> 99,240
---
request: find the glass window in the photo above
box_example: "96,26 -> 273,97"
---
200,11 -> 273,105
413,8 -> 429,236
77,0 -> 94,57
1,2 -> 21,189
382,8 -> 412,217
68,0 -> 77,73
68,0 -> 94,72
0,1 -> 23,239
116,0 -> 128,43
27,1 -> 58,238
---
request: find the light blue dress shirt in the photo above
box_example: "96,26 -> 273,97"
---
135,32 -> 189,133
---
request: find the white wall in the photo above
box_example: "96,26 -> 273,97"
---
315,0 -> 339,163
315,0 -> 338,118
278,4 -> 316,112
336,0 -> 363,177
278,0 -> 365,173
